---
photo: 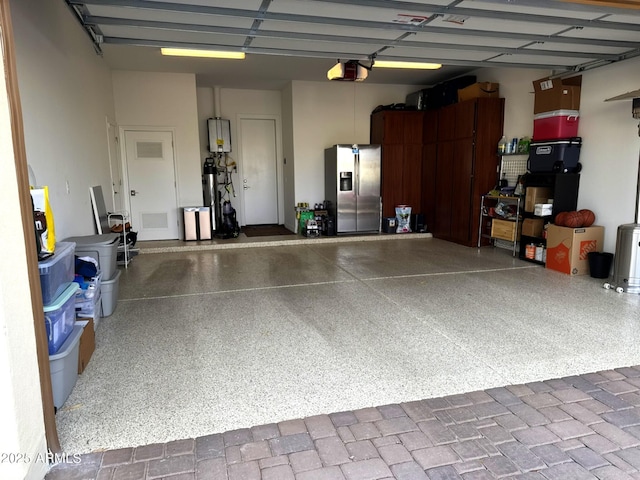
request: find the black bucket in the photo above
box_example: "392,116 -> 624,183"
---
588,252 -> 614,279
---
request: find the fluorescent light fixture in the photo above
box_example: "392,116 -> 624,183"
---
160,48 -> 245,59
374,60 -> 442,70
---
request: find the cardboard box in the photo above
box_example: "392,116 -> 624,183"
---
534,204 -> 553,217
533,75 -> 582,114
458,82 -> 500,102
491,218 -> 521,242
546,225 -> 604,275
525,186 -> 552,213
522,218 -> 544,237
77,318 -> 95,374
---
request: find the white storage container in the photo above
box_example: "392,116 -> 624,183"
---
49,324 -> 84,408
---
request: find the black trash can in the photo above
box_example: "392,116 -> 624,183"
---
588,252 -> 614,279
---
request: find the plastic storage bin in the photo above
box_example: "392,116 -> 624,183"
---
49,323 -> 84,408
38,241 -> 76,305
533,110 -> 579,141
44,282 -> 79,355
101,270 -> 121,317
63,234 -> 120,280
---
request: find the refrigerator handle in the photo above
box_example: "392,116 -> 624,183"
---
355,153 -> 359,195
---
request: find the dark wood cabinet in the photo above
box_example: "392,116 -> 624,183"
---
371,110 -> 424,218
371,99 -> 503,242
426,97 -> 505,246
421,111 -> 438,232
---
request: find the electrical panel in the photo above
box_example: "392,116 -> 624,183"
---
208,118 -> 231,153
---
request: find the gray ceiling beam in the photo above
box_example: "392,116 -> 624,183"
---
85,15 -> 625,62
312,0 -> 640,31
70,0 -> 640,33
74,4 -> 640,50
103,36 -> 576,71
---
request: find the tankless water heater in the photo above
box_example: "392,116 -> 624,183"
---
208,118 -> 231,153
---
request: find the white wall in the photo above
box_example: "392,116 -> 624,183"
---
112,71 -> 202,227
577,56 -> 640,251
282,84 -> 295,229
11,0 -> 116,240
289,81 -> 419,229
217,88 -> 283,226
473,67 -> 550,144
0,25 -> 48,479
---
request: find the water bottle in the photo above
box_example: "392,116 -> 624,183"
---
497,136 -> 507,154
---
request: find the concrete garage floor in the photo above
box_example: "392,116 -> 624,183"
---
48,236 -> 640,479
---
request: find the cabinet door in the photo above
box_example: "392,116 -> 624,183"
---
433,141 -> 454,238
421,142 -> 437,232
450,138 -> 474,244
381,144 -> 404,218
371,111 -> 404,144
402,144 -> 423,213
423,110 -> 438,144
403,112 -> 424,144
437,105 -> 456,141
454,100 -> 477,139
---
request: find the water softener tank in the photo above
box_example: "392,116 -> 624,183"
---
202,159 -> 219,232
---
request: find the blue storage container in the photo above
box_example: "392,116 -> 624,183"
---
44,282 -> 78,355
38,241 -> 76,305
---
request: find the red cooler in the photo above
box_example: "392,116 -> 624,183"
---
533,110 -> 579,141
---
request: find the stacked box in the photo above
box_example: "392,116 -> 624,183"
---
525,187 -> 552,212
491,219 -> 521,242
75,272 -> 102,319
76,319 -> 95,374
64,234 -> 120,280
101,270 -> 121,317
44,282 -> 79,355
49,324 -> 84,408
533,110 -> 580,141
546,225 -> 604,275
458,82 -> 499,102
38,241 -> 76,305
532,76 -> 581,114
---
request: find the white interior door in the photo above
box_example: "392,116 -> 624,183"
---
123,130 -> 179,241
241,118 -> 278,225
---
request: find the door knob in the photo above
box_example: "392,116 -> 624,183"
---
243,185 -> 250,190
130,190 -> 138,196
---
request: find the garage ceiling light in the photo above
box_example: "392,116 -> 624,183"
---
160,48 -> 245,59
374,60 -> 442,70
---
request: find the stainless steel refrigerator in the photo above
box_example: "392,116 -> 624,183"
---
324,144 -> 381,233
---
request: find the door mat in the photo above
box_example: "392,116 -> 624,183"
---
242,224 -> 294,237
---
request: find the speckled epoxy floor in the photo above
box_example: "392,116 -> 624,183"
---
54,236 -> 640,456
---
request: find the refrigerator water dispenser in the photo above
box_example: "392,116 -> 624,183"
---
340,172 -> 353,191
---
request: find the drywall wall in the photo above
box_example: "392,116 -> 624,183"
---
11,0 -> 116,240
290,81 -> 419,211
473,67 -> 550,145
219,88 -> 283,226
577,56 -> 640,252
282,83 -> 295,230
1,4 -> 48,479
112,71 -> 202,220
196,87 -> 284,227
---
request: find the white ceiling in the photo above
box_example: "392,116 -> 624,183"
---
65,0 -> 640,90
